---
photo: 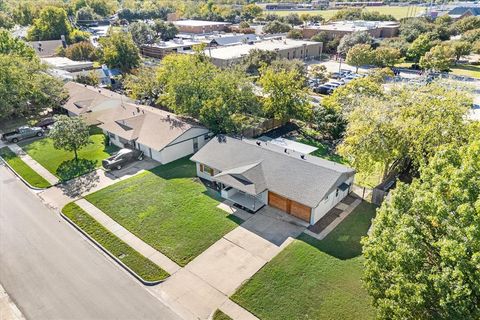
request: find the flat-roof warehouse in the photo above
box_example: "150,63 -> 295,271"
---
202,38 -> 323,67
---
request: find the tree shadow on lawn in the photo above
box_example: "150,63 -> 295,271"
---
56,158 -> 97,181
299,202 -> 378,260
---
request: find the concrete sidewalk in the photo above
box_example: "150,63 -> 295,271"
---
153,206 -> 305,319
8,144 -> 59,185
75,199 -> 181,275
0,285 -> 25,320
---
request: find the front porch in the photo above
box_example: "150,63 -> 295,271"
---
221,187 -> 265,213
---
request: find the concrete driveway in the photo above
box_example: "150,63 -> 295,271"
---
155,206 -> 307,319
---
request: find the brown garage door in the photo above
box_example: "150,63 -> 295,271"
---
268,192 -> 311,223
268,192 -> 288,212
290,201 -> 311,222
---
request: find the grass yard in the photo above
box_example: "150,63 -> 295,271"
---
269,5 -> 420,20
212,310 -> 232,320
450,64 -> 480,79
20,127 -> 117,181
232,202 -> 377,320
0,147 -> 51,188
297,136 -> 382,188
62,202 -> 169,282
85,158 -> 242,266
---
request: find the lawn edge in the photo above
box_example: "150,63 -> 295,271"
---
0,153 -> 52,190
60,206 -> 169,286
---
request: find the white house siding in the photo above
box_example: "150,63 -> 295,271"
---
310,176 -> 354,225
104,130 -> 125,149
160,128 -> 211,164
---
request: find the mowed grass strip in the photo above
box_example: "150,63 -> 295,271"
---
212,309 -> 232,320
20,127 -> 117,181
85,158 -> 240,266
231,202 -> 377,320
0,147 -> 51,188
62,202 -> 169,282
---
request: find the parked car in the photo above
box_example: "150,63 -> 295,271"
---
35,117 -> 55,129
102,148 -> 144,171
329,80 -> 345,86
314,84 -> 336,94
1,126 -> 44,143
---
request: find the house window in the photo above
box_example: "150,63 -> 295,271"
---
108,132 -> 116,140
200,164 -> 214,176
118,136 -> 129,145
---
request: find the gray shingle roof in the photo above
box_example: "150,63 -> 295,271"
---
448,6 -> 480,16
190,136 -> 355,208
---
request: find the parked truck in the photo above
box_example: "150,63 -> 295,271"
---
1,126 -> 44,143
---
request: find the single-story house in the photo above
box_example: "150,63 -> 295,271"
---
190,136 -> 355,225
63,82 -> 211,164
447,6 -> 480,20
28,39 -> 65,58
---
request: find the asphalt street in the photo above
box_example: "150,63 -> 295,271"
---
0,165 -> 181,320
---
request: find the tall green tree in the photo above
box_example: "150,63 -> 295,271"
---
338,31 -> 373,56
363,139 -> 480,320
259,65 -> 310,122
373,46 -> 401,68
449,40 -> 472,64
346,44 -> 374,72
0,55 -> 66,119
27,6 -> 71,42
407,33 -> 438,62
99,32 -> 140,72
419,44 -> 454,72
0,29 -> 36,59
128,21 -> 155,46
153,20 -> 178,41
48,115 -> 90,161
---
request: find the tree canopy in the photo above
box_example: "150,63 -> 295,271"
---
49,115 -> 90,161
27,6 -> 71,42
363,138 -> 480,319
99,31 -> 140,72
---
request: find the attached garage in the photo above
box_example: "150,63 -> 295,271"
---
268,191 -> 311,223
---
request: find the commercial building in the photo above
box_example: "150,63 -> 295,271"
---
172,20 -> 231,34
201,38 -> 323,67
300,20 -> 399,39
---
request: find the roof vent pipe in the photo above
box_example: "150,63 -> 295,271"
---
256,141 -> 261,146
301,155 -> 305,160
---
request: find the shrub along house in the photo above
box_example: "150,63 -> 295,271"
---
63,82 -> 211,164
190,136 -> 355,225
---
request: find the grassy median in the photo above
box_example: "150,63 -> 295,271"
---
62,202 -> 169,282
0,147 -> 51,188
212,310 -> 232,320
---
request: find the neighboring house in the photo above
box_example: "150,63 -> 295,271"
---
28,39 -> 65,58
447,6 -> 480,20
191,136 -> 355,225
63,82 -> 211,164
71,65 -> 121,87
42,57 -> 94,72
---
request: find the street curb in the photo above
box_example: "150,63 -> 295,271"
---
0,156 -> 50,191
60,211 -> 167,286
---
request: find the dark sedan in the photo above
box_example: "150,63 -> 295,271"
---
102,148 -> 144,171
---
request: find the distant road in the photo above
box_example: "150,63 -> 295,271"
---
0,165 -> 180,320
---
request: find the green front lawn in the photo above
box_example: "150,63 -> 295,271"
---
62,202 -> 169,282
232,202 -> 377,320
85,158 -> 241,266
0,147 -> 51,188
20,127 -> 117,181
